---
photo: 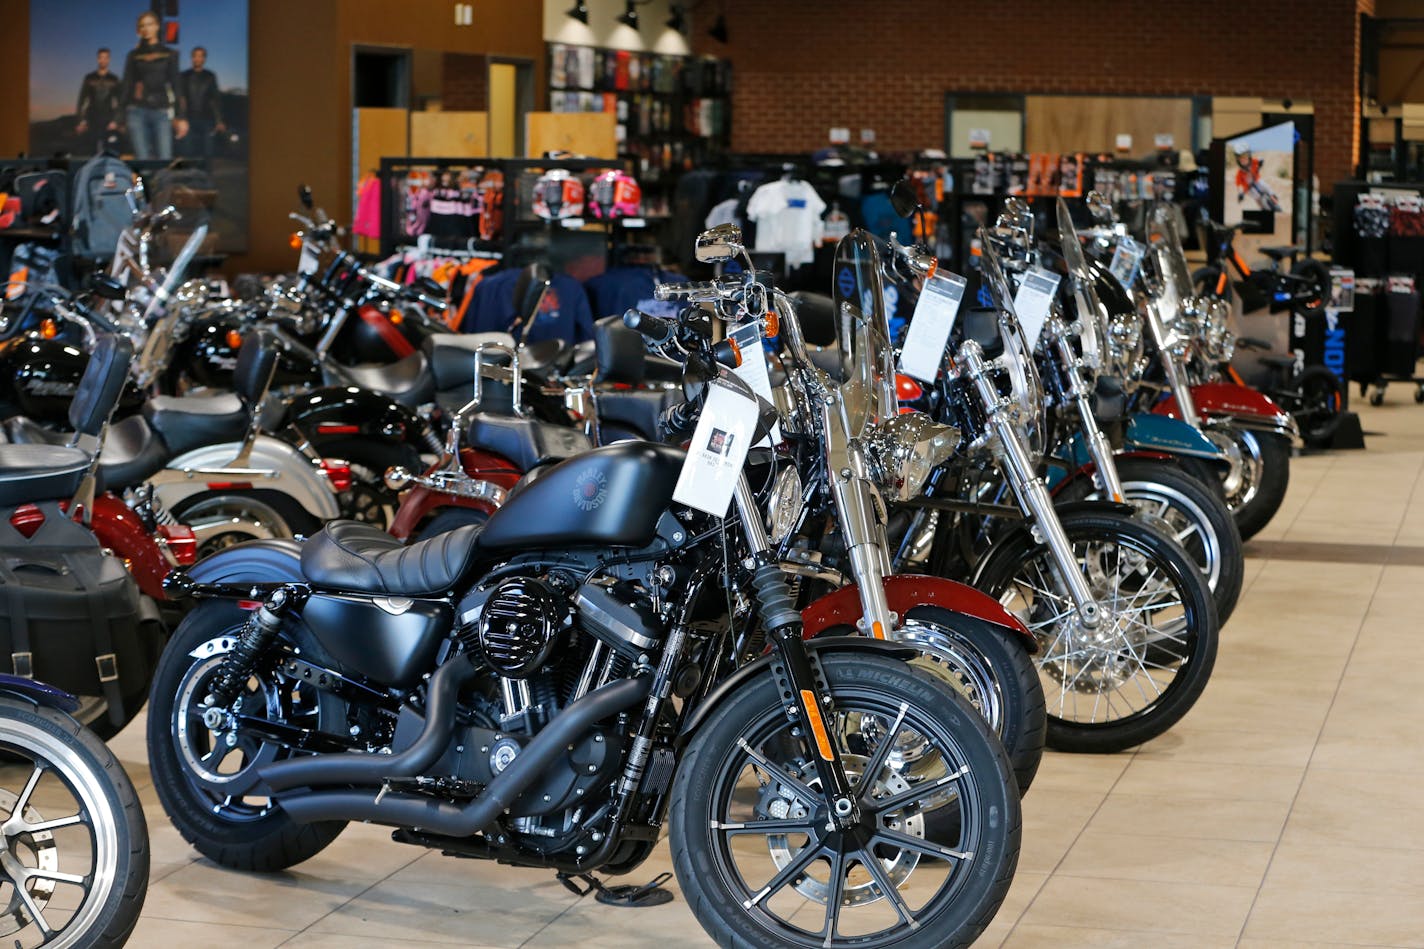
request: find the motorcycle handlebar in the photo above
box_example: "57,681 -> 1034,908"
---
659,398 -> 700,442
653,274 -> 743,302
622,308 -> 677,346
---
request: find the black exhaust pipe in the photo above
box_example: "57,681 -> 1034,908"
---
275,675 -> 649,836
259,654 -> 477,792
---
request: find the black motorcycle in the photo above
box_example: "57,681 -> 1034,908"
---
148,266 -> 1022,947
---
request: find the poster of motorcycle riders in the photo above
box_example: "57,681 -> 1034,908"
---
28,1 -> 249,250
1223,122 -> 1294,225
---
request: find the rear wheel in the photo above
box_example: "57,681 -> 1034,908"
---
147,602 -> 348,871
1295,366 -> 1343,448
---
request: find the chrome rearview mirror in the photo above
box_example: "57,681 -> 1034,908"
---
694,223 -> 745,264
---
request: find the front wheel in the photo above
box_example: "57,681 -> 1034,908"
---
1222,429 -> 1291,540
974,510 -> 1218,754
670,653 -> 1019,949
0,697 -> 148,947
891,608 -> 1045,795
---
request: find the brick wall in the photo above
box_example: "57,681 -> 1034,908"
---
442,53 -> 488,111
694,0 -> 1372,188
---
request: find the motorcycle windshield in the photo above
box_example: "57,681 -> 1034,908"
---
977,229 -> 1044,428
1056,199 -> 1107,367
1147,203 -> 1194,303
831,229 -> 898,437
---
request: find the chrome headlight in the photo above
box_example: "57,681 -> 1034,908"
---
765,464 -> 804,543
863,413 -> 960,502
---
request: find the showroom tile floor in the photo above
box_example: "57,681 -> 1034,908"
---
110,396 -> 1424,948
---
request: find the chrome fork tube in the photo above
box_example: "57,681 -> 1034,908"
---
1057,336 -> 1125,502
829,469 -> 896,639
961,344 -> 1102,626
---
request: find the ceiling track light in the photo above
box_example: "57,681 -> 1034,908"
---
617,0 -> 640,30
708,13 -> 729,43
565,1 -> 588,24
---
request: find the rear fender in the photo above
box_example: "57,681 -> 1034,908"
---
183,538 -> 304,587
801,574 -> 1037,651
155,435 -> 343,520
677,638 -> 919,745
287,385 -> 426,465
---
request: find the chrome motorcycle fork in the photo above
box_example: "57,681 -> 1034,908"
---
732,474 -> 861,825
1056,336 -> 1124,502
1147,302 -> 1201,428
314,303 -> 355,361
961,351 -> 1102,626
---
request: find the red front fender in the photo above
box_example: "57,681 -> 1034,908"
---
1154,382 -> 1289,423
801,574 -> 1037,652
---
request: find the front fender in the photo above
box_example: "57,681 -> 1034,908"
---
801,574 -> 1036,651
155,435 -> 343,520
1125,413 -> 1230,461
0,674 -> 80,714
678,638 -> 918,745
1156,383 -> 1296,436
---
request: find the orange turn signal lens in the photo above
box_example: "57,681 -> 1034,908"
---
389,309 -> 404,325
289,233 -> 302,249
39,318 -> 58,339
725,336 -> 742,367
762,308 -> 779,339
225,328 -> 243,350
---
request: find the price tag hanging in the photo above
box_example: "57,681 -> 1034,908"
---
672,376 -> 761,517
1011,267 -> 1061,347
1109,235 -> 1143,289
899,270 -> 968,382
729,319 -> 781,446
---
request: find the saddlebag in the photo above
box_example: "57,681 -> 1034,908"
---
0,501 -> 150,728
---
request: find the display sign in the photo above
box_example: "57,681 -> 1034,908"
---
1328,267 -> 1355,312
1114,133 -> 1133,153
1012,268 -> 1061,347
1154,132 -> 1175,150
967,128 -> 991,149
1108,236 -> 1144,288
729,320 -> 781,446
829,127 -> 850,144
672,377 -> 760,517
860,128 -> 876,144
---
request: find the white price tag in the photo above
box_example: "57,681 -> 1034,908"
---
729,320 -> 781,446
1109,236 -> 1143,289
561,217 -> 586,229
620,217 -> 646,229
672,378 -> 761,518
1012,268 -> 1061,347
899,270 -> 967,382
298,243 -> 319,277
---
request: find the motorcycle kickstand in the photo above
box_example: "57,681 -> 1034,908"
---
556,871 -> 675,907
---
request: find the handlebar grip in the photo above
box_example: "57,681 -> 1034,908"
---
659,398 -> 699,442
623,308 -> 677,346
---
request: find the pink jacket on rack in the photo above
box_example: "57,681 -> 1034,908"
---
353,175 -> 381,239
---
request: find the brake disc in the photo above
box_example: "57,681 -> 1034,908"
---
0,786 -> 58,936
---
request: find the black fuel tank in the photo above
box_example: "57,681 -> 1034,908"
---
479,441 -> 684,550
302,593 -> 451,689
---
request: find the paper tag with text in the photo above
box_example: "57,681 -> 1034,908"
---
729,319 -> 781,446
1012,268 -> 1061,347
899,270 -> 968,382
672,378 -> 760,517
1109,236 -> 1143,289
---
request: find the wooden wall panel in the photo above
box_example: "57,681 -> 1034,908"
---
525,112 -> 617,158
1025,96 -> 1194,156
410,111 -> 488,157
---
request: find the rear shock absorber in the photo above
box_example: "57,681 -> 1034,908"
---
205,586 -> 299,709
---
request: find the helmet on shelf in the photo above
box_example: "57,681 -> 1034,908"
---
532,169 -> 585,221
587,170 -> 642,220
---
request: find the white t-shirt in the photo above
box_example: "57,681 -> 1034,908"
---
705,197 -> 742,229
746,180 -> 826,269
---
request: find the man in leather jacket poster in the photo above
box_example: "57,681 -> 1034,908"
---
73,48 -> 119,157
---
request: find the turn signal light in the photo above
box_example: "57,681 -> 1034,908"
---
8,504 -> 43,538
289,233 -> 302,249
158,524 -> 198,565
225,328 -> 244,350
320,459 -> 353,492
39,318 -> 58,339
762,307 -> 779,339
389,309 -> 405,325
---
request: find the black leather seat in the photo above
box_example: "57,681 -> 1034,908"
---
2,416 -> 70,447
465,415 -> 590,471
1260,245 -> 1301,262
598,388 -> 681,442
0,443 -> 90,506
300,519 -> 485,595
424,332 -> 516,391
142,393 -> 247,456
336,351 -> 436,409
97,414 -> 169,490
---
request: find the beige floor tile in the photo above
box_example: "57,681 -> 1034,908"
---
1243,884 -> 1424,946
1017,875 -> 1255,936
127,916 -> 296,948
1022,752 -> 1130,793
1017,790 -> 1106,874
1237,940 -> 1411,949
1089,792 -> 1291,842
1056,829 -> 1275,887
1003,923 -> 1237,948
521,893 -> 716,948
1110,756 -> 1303,802
281,936 -> 502,948
1264,841 -> 1424,899
1133,724 -> 1318,768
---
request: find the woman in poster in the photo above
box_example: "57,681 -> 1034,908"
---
118,10 -> 186,160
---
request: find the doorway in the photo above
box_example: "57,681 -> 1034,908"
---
488,59 -> 534,157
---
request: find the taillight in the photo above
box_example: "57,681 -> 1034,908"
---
896,374 -> 925,403
316,423 -> 361,435
8,504 -> 43,539
158,524 -> 198,565
320,459 -> 353,492
40,318 -> 59,339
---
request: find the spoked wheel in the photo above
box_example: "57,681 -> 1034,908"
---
670,653 -> 1019,949
974,510 -> 1218,753
1063,459 -> 1244,625
148,603 -> 347,872
1295,366 -> 1344,448
0,697 -> 147,947
339,464 -> 396,529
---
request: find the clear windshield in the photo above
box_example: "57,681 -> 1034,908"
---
831,229 -> 898,437
1147,203 -> 1194,302
1055,199 -> 1107,368
977,229 -> 1044,429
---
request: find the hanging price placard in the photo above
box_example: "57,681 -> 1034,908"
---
1012,268 -> 1061,347
1109,236 -> 1143,288
672,377 -> 760,517
899,270 -> 968,382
